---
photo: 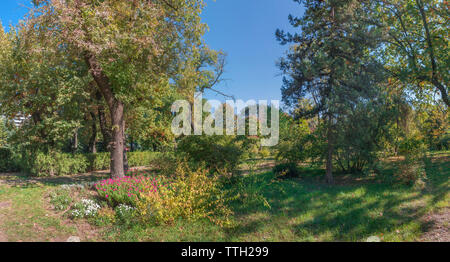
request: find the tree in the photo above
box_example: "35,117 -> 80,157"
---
27,0 -> 212,178
333,95 -> 397,173
0,18 -> 90,155
0,117 -> 7,148
274,110 -> 313,165
277,0 -> 385,183
376,0 -> 449,107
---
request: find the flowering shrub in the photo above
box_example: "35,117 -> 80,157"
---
115,204 -> 137,223
94,207 -> 116,226
135,161 -> 233,227
69,199 -> 101,219
95,171 -> 171,206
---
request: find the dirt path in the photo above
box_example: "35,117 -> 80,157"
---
0,201 -> 11,242
0,173 -> 106,242
420,208 -> 449,242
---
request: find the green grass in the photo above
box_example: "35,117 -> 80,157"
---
102,153 -> 449,242
0,183 -> 77,241
0,152 -> 448,242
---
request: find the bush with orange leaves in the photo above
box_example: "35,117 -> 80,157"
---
135,160 -> 233,227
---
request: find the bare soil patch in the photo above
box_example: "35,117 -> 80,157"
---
420,208 -> 449,242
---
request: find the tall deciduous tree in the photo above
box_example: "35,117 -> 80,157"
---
376,0 -> 449,107
277,0 -> 385,183
28,0 -> 211,178
0,18 -> 90,154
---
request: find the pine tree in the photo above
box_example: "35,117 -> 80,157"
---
277,0 -> 385,183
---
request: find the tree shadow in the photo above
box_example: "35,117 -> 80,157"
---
223,154 -> 449,241
0,172 -> 109,188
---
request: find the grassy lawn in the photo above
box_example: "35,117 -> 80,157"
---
0,153 -> 448,242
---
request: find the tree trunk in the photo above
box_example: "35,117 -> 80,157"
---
84,52 -> 125,178
72,128 -> 79,154
326,114 -> 334,184
88,111 -> 97,154
122,120 -> 129,174
130,136 -> 134,152
109,101 -> 125,178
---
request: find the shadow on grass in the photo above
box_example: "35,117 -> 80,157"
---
223,153 -> 449,241
0,172 -> 110,188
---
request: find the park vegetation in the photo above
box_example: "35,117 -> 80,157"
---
0,0 -> 448,242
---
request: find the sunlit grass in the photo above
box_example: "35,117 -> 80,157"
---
0,151 -> 448,242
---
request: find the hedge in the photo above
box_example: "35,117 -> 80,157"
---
0,147 -> 20,172
15,151 -> 164,177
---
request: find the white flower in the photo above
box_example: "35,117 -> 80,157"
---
70,199 -> 101,218
116,204 -> 136,218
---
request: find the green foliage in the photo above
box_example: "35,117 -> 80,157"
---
0,117 -> 7,148
23,151 -> 162,176
49,189 -> 73,211
94,207 -> 117,226
277,0 -> 386,183
177,135 -> 243,174
275,114 -> 313,164
259,147 -> 271,159
419,107 -> 449,151
135,161 -> 233,227
398,135 -> 427,158
0,147 -> 19,172
86,151 -> 163,172
224,172 -> 274,210
85,152 -> 110,171
394,136 -> 427,186
273,163 -> 300,179
127,151 -> 163,168
377,0 -> 449,106
334,98 -> 397,173
114,204 -> 137,224
438,134 -> 450,151
394,157 -> 426,187
26,152 -> 89,177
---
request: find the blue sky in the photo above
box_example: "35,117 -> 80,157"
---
201,0 -> 304,103
0,0 -> 304,104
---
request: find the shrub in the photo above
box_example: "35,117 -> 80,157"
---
394,136 -> 427,186
149,152 -> 179,177
95,172 -> 170,207
115,204 -> 137,223
259,147 -> 271,159
135,161 -> 233,227
24,151 -> 163,176
272,162 -> 300,178
225,172 -> 273,209
94,207 -> 116,226
86,152 -> 161,172
0,147 -> 19,172
177,135 -> 243,174
394,157 -> 426,186
86,152 -> 110,171
128,152 -> 162,167
28,152 -> 89,177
